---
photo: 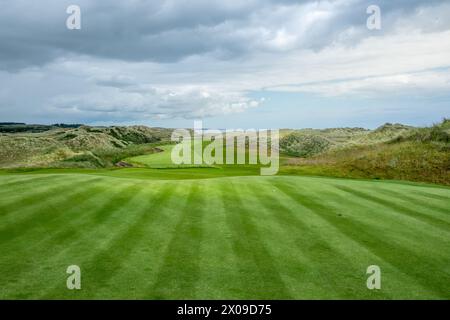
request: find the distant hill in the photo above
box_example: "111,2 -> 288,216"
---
1,120 -> 449,185
0,124 -> 173,168
281,119 -> 450,185
0,122 -> 26,125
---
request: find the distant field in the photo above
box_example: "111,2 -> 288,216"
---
125,144 -> 208,169
0,163 -> 449,298
125,145 -> 177,168
124,143 -> 267,178
125,142 -> 255,169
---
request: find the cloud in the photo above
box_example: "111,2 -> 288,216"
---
271,69 -> 450,97
0,0 -> 449,124
1,0 -> 445,70
93,75 -> 136,88
49,85 -> 262,121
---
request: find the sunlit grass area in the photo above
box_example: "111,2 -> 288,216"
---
0,164 -> 449,299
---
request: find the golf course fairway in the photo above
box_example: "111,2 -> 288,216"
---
0,168 -> 449,299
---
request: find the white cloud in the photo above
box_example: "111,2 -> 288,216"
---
50,86 -> 262,121
0,0 -> 449,124
271,70 -> 450,96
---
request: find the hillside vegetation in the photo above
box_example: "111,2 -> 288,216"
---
0,125 -> 172,169
1,120 -> 449,185
282,119 -> 450,185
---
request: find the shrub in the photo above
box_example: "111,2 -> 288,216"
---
280,133 -> 331,157
63,152 -> 105,168
93,143 -> 164,167
393,123 -> 450,144
64,153 -> 91,162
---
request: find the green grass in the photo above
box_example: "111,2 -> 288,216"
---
0,125 -> 173,168
0,166 -> 449,299
125,145 -> 175,167
2,120 -> 448,186
124,144 -> 208,169
123,142 -> 268,178
1,125 -> 448,299
0,145 -> 449,299
125,142 -> 253,169
282,141 -> 450,185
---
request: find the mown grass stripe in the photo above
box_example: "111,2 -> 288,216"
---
150,184 -> 204,299
273,180 -> 450,298
373,187 -> 450,218
3,180 -> 153,299
219,181 -> 293,299
80,185 -> 176,288
37,183 -> 177,299
410,190 -> 450,202
90,183 -> 147,224
0,175 -> 97,220
0,173 -> 449,299
274,179 -> 443,298
245,179 -> 390,299
20,180 -> 146,255
0,180 -> 114,293
0,177 -> 105,244
0,175 -> 63,194
0,177 -> 106,242
334,185 -> 450,232
317,186 -> 449,252
189,180 -> 242,299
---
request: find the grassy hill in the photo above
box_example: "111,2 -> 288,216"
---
1,120 -> 449,185
0,123 -> 81,133
0,125 -> 172,169
281,119 -> 450,185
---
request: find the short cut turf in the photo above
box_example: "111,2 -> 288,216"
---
0,170 -> 449,299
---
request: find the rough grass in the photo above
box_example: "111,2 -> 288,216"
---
280,133 -> 331,157
0,171 -> 449,299
281,120 -> 450,185
1,120 -> 449,185
0,126 -> 173,168
283,140 -> 450,185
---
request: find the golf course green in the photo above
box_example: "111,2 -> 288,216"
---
0,147 -> 449,299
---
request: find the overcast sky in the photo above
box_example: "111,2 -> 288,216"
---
0,0 -> 449,128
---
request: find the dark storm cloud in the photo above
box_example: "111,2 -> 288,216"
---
0,0 -> 445,71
